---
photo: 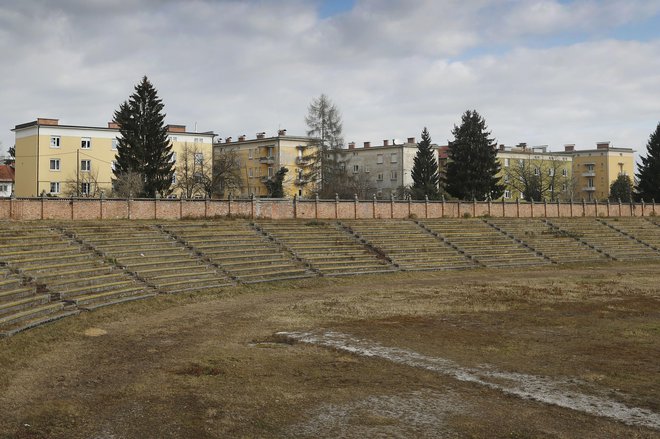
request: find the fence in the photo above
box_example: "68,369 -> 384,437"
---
0,196 -> 656,221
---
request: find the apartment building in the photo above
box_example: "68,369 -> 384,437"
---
342,137 -> 445,198
12,118 -> 214,197
497,143 -> 573,201
213,130 -> 317,198
558,142 -> 635,201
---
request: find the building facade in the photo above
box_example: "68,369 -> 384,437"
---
558,142 -> 635,201
213,130 -> 317,198
496,143 -> 573,201
12,118 -> 214,197
342,137 -> 445,198
0,164 -> 15,197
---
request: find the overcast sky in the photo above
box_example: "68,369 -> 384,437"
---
2,0 -> 660,157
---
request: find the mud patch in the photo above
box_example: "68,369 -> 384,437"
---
83,328 -> 107,337
287,389 -> 465,438
279,330 -> 660,431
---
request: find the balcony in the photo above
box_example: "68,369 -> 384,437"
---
581,171 -> 596,177
295,156 -> 311,165
259,156 -> 275,165
261,176 -> 273,183
582,186 -> 596,192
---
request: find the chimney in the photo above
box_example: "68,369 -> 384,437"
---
596,141 -> 610,150
499,144 -> 505,151
166,124 -> 186,133
564,144 -> 575,152
108,121 -> 119,129
225,137 -> 232,143
278,129 -> 287,136
37,118 -> 59,126
256,132 -> 265,139
383,140 -> 389,146
238,135 -> 246,142
348,142 -> 356,149
364,141 -> 371,148
517,142 -> 527,149
407,137 -> 415,144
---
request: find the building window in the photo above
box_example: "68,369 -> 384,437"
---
390,153 -> 398,164
377,154 -> 383,164
49,182 -> 60,194
587,177 -> 594,188
562,183 -> 567,191
81,160 -> 91,172
248,149 -> 253,159
170,152 -> 177,163
81,137 -> 91,149
504,190 -> 511,199
562,168 -> 567,177
81,182 -> 91,195
533,167 -> 540,176
111,161 -> 117,172
548,168 -> 554,177
377,173 -> 383,181
504,175 -> 509,183
0,184 -> 7,192
390,170 -> 398,180
364,165 -> 370,173
112,139 -> 118,150
172,173 -> 177,184
194,137 -> 203,144
268,167 -> 274,177
504,158 -> 510,167
49,159 -> 60,171
194,152 -> 204,165
170,136 -> 178,143
249,168 -> 254,178
50,136 -> 60,148
353,164 -> 359,173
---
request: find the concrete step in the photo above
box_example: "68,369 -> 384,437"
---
0,294 -> 51,317
0,302 -> 68,330
0,286 -> 36,303
58,280 -> 139,298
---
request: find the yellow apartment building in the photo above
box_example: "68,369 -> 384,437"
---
12,118 -> 214,197
559,142 -> 635,201
496,143 -> 573,201
213,130 -> 317,198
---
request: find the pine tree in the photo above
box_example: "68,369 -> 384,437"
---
444,110 -> 504,200
265,167 -> 288,198
304,94 -> 346,197
636,122 -> 660,202
410,127 -> 440,200
113,76 -> 174,198
609,174 -> 633,202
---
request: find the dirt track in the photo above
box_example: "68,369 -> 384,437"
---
0,262 -> 659,438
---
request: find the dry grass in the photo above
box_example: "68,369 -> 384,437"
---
0,261 -> 658,438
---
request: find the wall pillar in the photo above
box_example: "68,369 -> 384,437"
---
354,194 -> 358,219
390,194 -> 394,219
41,192 -> 45,220
543,200 -> 547,218
606,199 -> 610,217
251,194 -> 255,219
335,193 -> 339,219
530,199 -> 534,218
516,197 -> 520,218
594,199 -> 598,217
373,194 -> 377,219
425,195 -> 429,219
293,195 -> 297,219
315,194 -> 319,219
641,200 -> 645,217
441,195 -> 445,217
228,194 -> 232,217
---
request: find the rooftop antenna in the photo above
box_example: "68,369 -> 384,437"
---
194,121 -> 197,133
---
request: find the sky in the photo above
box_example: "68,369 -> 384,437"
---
2,0 -> 660,158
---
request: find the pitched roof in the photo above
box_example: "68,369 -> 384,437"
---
0,165 -> 15,182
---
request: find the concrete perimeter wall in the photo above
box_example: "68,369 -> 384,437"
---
0,197 -> 656,221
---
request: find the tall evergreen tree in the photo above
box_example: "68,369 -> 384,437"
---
113,76 -> 174,197
636,122 -> 660,202
609,174 -> 633,202
410,127 -> 440,200
444,110 -> 504,200
304,94 -> 346,197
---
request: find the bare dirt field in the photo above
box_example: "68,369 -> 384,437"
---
0,262 -> 659,438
